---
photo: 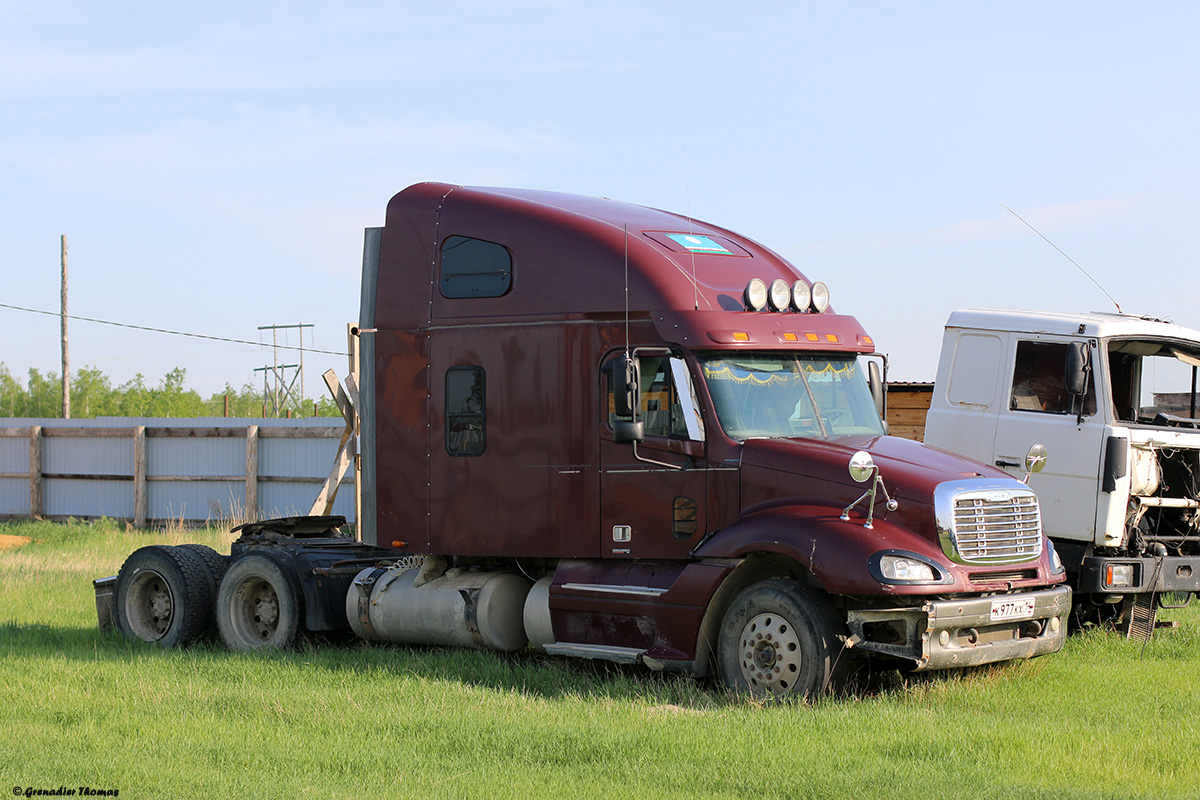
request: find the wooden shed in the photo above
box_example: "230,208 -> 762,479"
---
886,382 -> 933,442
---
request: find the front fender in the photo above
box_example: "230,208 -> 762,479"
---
693,505 -> 970,597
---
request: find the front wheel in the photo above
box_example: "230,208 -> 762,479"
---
717,578 -> 844,700
216,551 -> 303,650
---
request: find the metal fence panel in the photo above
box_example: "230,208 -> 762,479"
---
149,436 -> 244,478
45,478 -> 132,519
148,480 -> 245,524
0,418 -> 354,525
0,477 -> 28,516
44,435 -> 133,477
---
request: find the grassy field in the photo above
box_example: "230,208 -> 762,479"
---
1,518 -> 1197,800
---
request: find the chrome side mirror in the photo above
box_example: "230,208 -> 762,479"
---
849,450 -> 876,483
1023,443 -> 1048,484
842,450 -> 898,529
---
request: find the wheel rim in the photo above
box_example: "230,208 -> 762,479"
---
124,570 -> 174,641
229,576 -> 282,645
737,612 -> 803,697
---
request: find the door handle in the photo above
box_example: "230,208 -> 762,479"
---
995,459 -> 1020,468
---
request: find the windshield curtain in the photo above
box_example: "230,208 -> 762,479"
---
698,352 -> 885,441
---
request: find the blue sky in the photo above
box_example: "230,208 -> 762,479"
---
2,0 -> 1198,401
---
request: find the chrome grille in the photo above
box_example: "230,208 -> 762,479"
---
951,492 -> 1042,563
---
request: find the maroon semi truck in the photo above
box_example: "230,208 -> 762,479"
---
108,183 -> 1070,699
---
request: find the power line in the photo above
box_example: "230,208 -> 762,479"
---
0,302 -> 348,357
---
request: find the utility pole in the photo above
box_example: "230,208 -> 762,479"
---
61,235 -> 70,419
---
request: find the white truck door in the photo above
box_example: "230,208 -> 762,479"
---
924,329 -> 1005,464
992,338 -> 1104,544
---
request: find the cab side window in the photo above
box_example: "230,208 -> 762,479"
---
1010,341 -> 1096,416
603,355 -> 704,440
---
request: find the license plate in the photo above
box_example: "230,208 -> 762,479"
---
990,597 -> 1036,622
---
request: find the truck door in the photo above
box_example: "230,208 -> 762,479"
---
993,338 -> 1104,543
599,353 -> 709,560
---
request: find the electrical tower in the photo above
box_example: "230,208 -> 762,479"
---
254,323 -> 313,416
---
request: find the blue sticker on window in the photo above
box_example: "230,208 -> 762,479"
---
666,233 -> 731,254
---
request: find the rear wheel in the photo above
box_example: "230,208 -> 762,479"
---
717,578 -> 844,700
178,544 -> 229,637
216,550 -> 302,650
114,545 -> 212,647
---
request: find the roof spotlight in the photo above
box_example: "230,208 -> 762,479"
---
791,280 -> 811,312
811,281 -> 830,313
768,279 -> 790,312
743,278 -> 768,311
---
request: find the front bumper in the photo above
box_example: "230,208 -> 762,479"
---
1078,555 -> 1200,595
846,584 -> 1072,670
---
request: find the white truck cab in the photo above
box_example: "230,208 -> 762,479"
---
925,309 -> 1200,634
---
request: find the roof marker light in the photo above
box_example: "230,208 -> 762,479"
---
768,279 -> 790,312
811,281 -> 830,313
791,280 -> 811,312
743,278 -> 768,311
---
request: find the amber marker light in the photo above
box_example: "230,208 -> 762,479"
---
782,332 -> 799,342
732,332 -> 751,342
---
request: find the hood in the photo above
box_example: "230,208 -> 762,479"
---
740,434 -> 1006,503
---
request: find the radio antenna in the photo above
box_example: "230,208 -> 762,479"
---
684,148 -> 700,311
624,222 -> 631,355
999,201 -> 1122,313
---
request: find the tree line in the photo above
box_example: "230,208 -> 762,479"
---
0,364 -> 342,419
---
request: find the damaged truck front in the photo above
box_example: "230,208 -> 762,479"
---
925,309 -> 1200,636
107,184 -> 1070,699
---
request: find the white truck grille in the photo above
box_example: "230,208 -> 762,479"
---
935,480 -> 1043,565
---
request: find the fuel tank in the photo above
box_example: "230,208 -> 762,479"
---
347,565 -> 532,652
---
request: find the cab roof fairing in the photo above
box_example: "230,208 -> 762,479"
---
377,183 -> 835,328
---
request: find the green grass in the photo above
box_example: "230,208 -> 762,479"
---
1,519 -> 1198,799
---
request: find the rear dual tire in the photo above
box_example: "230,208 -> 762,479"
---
216,551 -> 303,650
114,545 -> 213,648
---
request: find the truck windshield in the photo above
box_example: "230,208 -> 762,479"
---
698,353 -> 885,441
1108,339 -> 1200,426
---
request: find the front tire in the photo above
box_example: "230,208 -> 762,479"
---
216,550 -> 302,650
717,578 -> 843,700
114,545 -> 212,647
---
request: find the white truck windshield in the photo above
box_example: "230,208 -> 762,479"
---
699,353 -> 885,441
1108,339 -> 1200,425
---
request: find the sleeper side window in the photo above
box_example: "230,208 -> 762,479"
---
439,236 -> 512,298
446,366 -> 486,456
1010,341 -> 1097,416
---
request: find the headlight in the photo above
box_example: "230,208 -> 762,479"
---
811,281 -> 830,313
791,280 -> 811,312
1105,563 -> 1136,588
743,278 -> 767,311
879,554 -> 936,582
1047,539 -> 1064,574
768,279 -> 790,312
